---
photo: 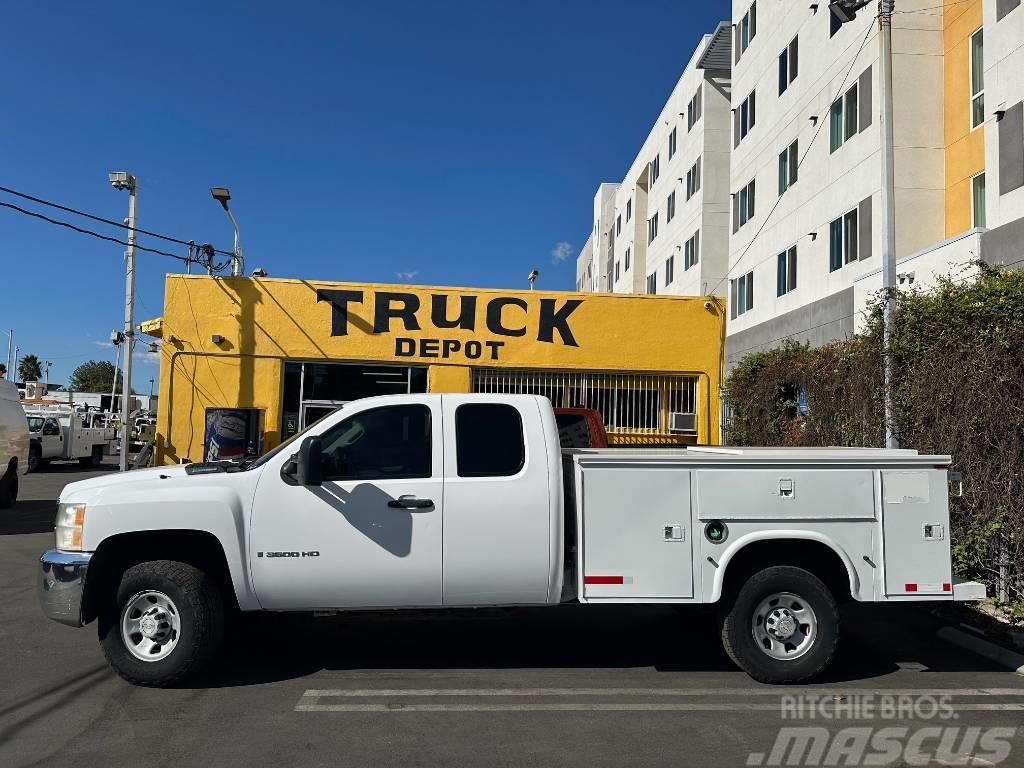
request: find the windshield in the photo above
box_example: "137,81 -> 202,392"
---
242,409 -> 340,471
27,416 -> 44,432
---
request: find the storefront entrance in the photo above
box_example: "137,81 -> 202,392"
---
281,361 -> 427,437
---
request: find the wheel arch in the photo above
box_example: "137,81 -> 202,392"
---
711,532 -> 859,604
82,529 -> 240,625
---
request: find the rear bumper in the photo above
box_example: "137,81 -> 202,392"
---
953,578 -> 987,601
38,550 -> 92,627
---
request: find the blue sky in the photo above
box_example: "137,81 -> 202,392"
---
1,1 -> 728,385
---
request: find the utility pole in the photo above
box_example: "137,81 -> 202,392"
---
110,172 -> 137,471
110,330 -> 123,414
829,0 -> 898,448
877,0 -> 898,449
3,330 -> 11,380
13,346 -> 20,384
43,361 -> 51,393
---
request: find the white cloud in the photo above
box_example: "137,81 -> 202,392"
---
550,241 -> 574,263
395,271 -> 419,281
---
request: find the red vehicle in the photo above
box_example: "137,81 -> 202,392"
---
553,408 -> 608,448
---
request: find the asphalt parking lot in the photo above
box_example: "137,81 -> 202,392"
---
2,461 -> 1023,768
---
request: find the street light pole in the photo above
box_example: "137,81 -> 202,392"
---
210,188 -> 244,276
110,172 -> 138,471
877,0 -> 899,449
3,330 -> 11,380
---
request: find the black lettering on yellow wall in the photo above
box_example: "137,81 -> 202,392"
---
316,289 -> 364,337
538,298 -> 582,347
374,292 -> 421,333
431,294 -> 476,330
486,297 -> 528,337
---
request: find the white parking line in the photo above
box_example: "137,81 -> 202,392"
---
301,687 -> 1024,698
294,687 -> 1024,713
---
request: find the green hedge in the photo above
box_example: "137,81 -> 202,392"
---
725,265 -> 1024,607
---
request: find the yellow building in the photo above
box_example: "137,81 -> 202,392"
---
944,0 -> 986,236
141,275 -> 725,464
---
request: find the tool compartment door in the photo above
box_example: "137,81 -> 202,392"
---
882,469 -> 953,596
580,465 -> 693,599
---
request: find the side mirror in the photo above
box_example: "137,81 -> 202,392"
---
296,435 -> 323,487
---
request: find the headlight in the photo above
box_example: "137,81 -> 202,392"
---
55,503 -> 87,551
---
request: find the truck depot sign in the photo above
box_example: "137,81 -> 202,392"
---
316,288 -> 583,361
147,275 -> 726,463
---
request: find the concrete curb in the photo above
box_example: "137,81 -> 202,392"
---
937,626 -> 1024,675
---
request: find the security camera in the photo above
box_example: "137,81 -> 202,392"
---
108,171 -> 134,191
528,270 -> 539,281
252,267 -> 268,277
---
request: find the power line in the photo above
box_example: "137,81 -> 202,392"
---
0,200 -> 198,263
0,183 -> 234,257
709,19 -> 877,298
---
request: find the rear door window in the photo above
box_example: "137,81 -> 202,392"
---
555,412 -> 593,448
455,403 -> 525,477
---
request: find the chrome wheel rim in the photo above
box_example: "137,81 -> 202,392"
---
751,591 -> 817,661
121,590 -> 181,662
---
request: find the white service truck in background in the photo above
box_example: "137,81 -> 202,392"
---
24,406 -> 116,471
38,394 -> 983,686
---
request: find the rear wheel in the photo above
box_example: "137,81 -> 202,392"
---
719,566 -> 838,684
0,469 -> 16,509
27,445 -> 41,473
99,560 -> 224,687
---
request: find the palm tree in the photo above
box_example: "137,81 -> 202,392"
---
18,353 -> 42,382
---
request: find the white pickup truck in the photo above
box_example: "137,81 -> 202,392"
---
38,393 -> 983,687
24,406 -> 115,471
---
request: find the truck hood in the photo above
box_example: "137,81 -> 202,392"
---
59,465 -> 192,502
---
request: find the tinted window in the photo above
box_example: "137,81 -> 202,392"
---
456,404 -> 525,477
555,413 -> 593,448
320,404 -> 431,481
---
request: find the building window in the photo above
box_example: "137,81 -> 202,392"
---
829,72 -> 871,153
684,230 -> 700,270
648,212 -> 659,244
829,199 -> 872,271
650,154 -> 661,185
778,140 -> 798,195
997,0 -> 1020,21
668,127 -> 677,159
625,246 -> 631,270
737,90 -> 756,143
686,157 -> 702,200
776,246 -> 797,296
646,273 -> 657,295
687,85 -> 703,131
970,28 -> 985,129
615,260 -> 621,282
626,198 -> 632,222
616,214 -> 621,236
830,8 -> 842,37
665,254 -> 675,286
778,36 -> 798,95
972,172 -> 986,227
733,178 -> 755,232
666,191 -> 676,223
739,1 -> 757,56
731,271 -> 754,318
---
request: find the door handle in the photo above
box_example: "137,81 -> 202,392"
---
388,495 -> 434,510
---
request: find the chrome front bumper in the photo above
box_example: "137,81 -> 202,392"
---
38,550 -> 92,627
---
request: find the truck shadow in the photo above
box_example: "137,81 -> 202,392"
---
0,498 -> 58,535
187,602 -> 971,689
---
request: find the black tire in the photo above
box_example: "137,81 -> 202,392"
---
0,470 -> 15,509
99,560 -> 224,687
27,445 -> 41,473
719,565 -> 838,684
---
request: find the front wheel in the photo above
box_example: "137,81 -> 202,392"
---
99,560 -> 224,687
719,565 -> 838,684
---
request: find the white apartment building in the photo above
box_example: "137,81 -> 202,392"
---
981,0 -> 1024,262
576,24 -> 733,299
724,0 -> 950,367
726,0 -> 1024,367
